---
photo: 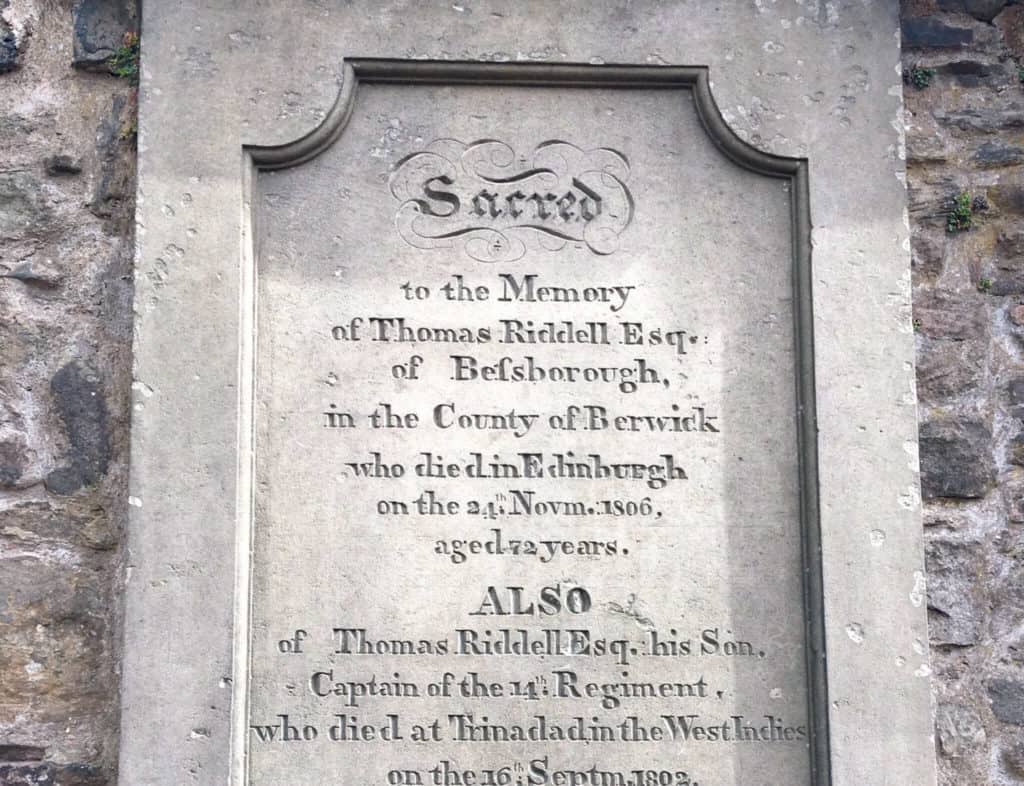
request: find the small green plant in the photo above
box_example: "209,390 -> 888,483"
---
1018,65 -> 1024,83
913,317 -> 922,332
977,277 -> 993,293
909,66 -> 936,90
109,31 -> 139,83
947,192 -> 973,233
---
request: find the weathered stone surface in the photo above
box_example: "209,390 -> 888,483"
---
985,232 -> 1024,293
996,5 -> 1024,57
987,185 -> 1024,216
938,0 -> 1008,23
973,140 -> 1024,168
1003,739 -> 1024,777
988,678 -> 1024,724
936,701 -> 987,757
904,16 -> 976,48
89,95 -> 133,223
1010,434 -> 1024,465
935,106 -> 1024,132
0,7 -> 132,777
1009,377 -> 1024,417
0,744 -> 44,762
912,232 -> 946,279
926,538 -> 987,646
0,171 -> 50,238
1006,475 -> 1024,524
920,418 -> 996,498
1,259 -> 63,288
0,433 -> 31,488
916,338 -> 987,401
72,0 -> 137,71
1011,303 -> 1024,327
44,362 -> 111,495
914,290 -> 988,341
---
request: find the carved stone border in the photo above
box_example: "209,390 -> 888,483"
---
237,59 -> 828,786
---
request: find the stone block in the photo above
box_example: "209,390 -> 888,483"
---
973,140 -> 1024,168
935,106 -> 1024,132
72,0 -> 137,71
926,538 -> 987,646
903,16 -> 975,48
938,0 -> 1008,22
44,362 -> 111,496
916,338 -> 986,402
936,701 -> 987,758
919,418 -> 995,498
988,678 -> 1024,724
996,5 -> 1024,58
913,291 -> 989,341
0,171 -> 51,239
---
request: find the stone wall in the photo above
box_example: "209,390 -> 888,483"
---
903,1 -> 1024,783
0,1 -> 1021,784
0,1 -> 135,784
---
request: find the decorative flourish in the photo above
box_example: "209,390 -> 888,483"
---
389,139 -> 634,262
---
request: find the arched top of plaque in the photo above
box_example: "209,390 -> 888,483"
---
245,59 -> 807,182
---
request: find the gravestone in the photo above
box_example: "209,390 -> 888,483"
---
121,4 -> 936,786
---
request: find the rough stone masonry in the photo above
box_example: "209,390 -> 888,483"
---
0,1 -> 1021,785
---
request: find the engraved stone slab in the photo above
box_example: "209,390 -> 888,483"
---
122,5 -> 936,786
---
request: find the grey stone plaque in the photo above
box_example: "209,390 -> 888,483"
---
122,5 -> 936,786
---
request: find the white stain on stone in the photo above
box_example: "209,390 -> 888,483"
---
845,623 -> 865,644
910,571 -> 927,607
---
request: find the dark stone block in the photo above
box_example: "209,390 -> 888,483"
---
44,154 -> 82,176
936,106 -> 1024,131
903,17 -> 975,49
89,95 -> 133,222
939,58 -> 1007,86
938,0 -> 1009,22
44,362 -> 111,495
72,0 -> 138,71
0,745 -> 45,762
0,31 -> 17,73
974,141 -> 1024,168
0,0 -> 17,73
1009,377 -> 1024,418
919,419 -> 995,499
988,678 -> 1024,724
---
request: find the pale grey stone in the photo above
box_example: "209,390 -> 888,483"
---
122,4 -> 935,786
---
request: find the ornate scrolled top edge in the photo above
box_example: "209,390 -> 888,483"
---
246,63 -> 358,171
245,59 -> 805,180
